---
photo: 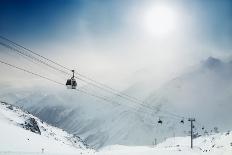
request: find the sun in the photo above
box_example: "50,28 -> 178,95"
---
143,4 -> 179,38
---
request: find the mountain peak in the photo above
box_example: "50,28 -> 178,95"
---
203,57 -> 222,69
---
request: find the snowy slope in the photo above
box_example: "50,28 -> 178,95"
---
0,101 -> 94,154
1,57 -> 232,149
0,86 -> 157,149
98,132 -> 232,155
1,98 -> 232,155
144,57 -> 232,132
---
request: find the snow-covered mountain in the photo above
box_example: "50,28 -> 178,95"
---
0,57 -> 232,149
98,131 -> 232,155
2,98 -> 232,155
144,57 -> 232,131
0,87 -> 155,149
0,101 -> 93,154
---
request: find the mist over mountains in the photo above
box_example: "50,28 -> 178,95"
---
0,56 -> 232,149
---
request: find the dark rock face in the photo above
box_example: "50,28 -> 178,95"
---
7,105 -> 14,110
23,117 -> 41,135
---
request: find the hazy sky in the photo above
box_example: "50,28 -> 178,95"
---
0,0 -> 232,89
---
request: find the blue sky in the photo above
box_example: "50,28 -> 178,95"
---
0,0 -> 231,46
0,0 -> 232,87
0,0 -> 129,42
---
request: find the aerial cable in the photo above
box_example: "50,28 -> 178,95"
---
0,59 -> 152,116
0,35 -> 143,102
75,72 -> 144,102
0,42 -> 70,76
0,40 -> 144,104
0,35 -> 71,71
0,50 -> 155,115
0,58 -> 190,128
0,41 -> 160,114
0,36 -> 188,120
2,44 -> 69,80
77,77 -> 148,106
195,121 -> 211,134
77,76 -> 186,118
0,59 -> 64,86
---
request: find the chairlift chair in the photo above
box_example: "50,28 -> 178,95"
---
158,118 -> 163,124
66,70 -> 77,89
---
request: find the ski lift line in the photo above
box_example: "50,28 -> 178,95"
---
195,121 -> 206,129
0,59 -> 64,86
0,62 -> 176,123
78,84 -> 158,115
0,42 -> 71,76
6,48 -> 184,121
0,58 -> 133,112
78,76 -> 183,118
0,36 -> 187,120
0,36 -> 161,111
75,72 -> 144,102
78,89 -> 118,105
194,121 -> 202,130
76,77 -> 149,106
1,39 -> 160,114
76,76 -> 167,117
191,120 -> 212,136
76,76 -> 186,119
195,121 -> 210,132
0,42 -> 154,115
0,60 -> 189,127
76,75 -> 144,102
192,121 -> 204,134
76,89 -> 141,113
0,36 -> 186,120
0,57 -> 197,141
157,114 -> 185,122
0,35 -> 71,71
0,35 -> 144,102
2,39 -> 141,105
1,40 -> 146,105
0,59 -> 147,116
3,44 -> 69,80
80,87 -> 113,100
2,51 -> 183,120
74,75 -> 156,113
159,110 -> 187,119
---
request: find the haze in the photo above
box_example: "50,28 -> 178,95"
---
0,0 -> 232,90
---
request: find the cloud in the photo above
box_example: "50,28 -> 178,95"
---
0,0 -> 232,90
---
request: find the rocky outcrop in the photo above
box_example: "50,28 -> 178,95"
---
22,117 -> 41,135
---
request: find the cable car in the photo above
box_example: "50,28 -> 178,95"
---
158,118 -> 162,124
180,119 -> 184,124
66,70 -> 77,89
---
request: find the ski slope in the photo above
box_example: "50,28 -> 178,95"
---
98,133 -> 232,155
2,57 -> 232,149
1,101 -> 232,155
0,101 -> 94,155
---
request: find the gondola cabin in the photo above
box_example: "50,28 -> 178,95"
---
158,119 -> 162,124
180,119 -> 184,124
66,70 -> 77,89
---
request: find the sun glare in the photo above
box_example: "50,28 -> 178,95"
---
144,4 -> 179,38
